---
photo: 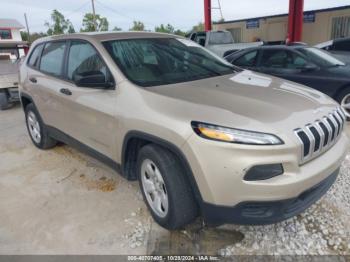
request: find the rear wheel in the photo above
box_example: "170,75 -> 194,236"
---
137,144 -> 198,229
0,89 -> 13,110
25,103 -> 57,149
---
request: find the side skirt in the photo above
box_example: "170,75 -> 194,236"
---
47,126 -> 123,176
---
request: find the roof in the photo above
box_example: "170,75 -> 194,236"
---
0,19 -> 24,29
215,5 -> 350,25
33,31 -> 181,45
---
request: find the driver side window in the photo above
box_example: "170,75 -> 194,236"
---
67,40 -> 108,81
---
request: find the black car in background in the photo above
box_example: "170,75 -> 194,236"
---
225,45 -> 350,118
315,37 -> 350,64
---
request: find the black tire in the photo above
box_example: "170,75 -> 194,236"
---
137,144 -> 198,230
0,89 -> 13,110
25,103 -> 57,149
336,87 -> 350,120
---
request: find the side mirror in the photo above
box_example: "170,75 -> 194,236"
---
198,38 -> 206,47
73,71 -> 114,89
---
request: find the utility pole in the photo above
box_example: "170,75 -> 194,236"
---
24,13 -> 30,43
91,0 -> 97,31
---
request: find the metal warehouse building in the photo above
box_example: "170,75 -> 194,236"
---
213,5 -> 350,45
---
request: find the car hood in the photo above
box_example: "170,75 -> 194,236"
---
144,70 -> 338,135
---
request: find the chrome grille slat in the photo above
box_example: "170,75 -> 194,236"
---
294,108 -> 344,165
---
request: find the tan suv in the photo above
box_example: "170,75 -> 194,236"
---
19,32 -> 348,229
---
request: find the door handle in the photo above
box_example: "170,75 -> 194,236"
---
29,77 -> 37,83
59,88 -> 72,96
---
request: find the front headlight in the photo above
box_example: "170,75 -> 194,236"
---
191,121 -> 284,145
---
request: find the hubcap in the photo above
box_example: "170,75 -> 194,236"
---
341,94 -> 350,118
141,159 -> 168,218
27,111 -> 41,144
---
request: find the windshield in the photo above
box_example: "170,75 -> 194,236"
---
298,47 -> 345,67
103,38 -> 234,87
209,31 -> 234,45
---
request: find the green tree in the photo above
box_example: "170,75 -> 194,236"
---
155,23 -> 174,34
112,26 -> 122,31
21,31 -> 48,43
191,22 -> 204,32
45,9 -> 75,35
129,21 -> 145,31
81,13 -> 109,32
174,29 -> 186,37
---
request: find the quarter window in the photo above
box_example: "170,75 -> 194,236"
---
40,41 -> 66,76
28,44 -> 43,68
235,51 -> 258,67
67,41 -> 108,81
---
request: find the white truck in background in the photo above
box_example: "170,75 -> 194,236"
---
189,30 -> 263,57
0,42 -> 27,110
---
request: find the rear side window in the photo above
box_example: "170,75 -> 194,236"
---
334,39 -> 350,51
67,40 -> 108,81
40,41 -> 66,76
234,50 -> 258,67
28,44 -> 43,68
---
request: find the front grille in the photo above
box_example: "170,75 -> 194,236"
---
294,108 -> 346,164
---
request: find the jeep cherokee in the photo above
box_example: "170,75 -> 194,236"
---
19,32 -> 348,229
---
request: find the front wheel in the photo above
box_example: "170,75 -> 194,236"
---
137,144 -> 198,230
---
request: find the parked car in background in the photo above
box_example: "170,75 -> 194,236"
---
189,30 -> 263,57
225,45 -> 350,118
315,37 -> 350,64
19,32 -> 348,229
0,41 -> 27,110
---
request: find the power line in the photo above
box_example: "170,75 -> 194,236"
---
94,0 -> 157,28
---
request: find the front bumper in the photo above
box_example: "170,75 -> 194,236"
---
182,132 -> 348,206
201,168 -> 339,225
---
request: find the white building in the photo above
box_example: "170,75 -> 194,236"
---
0,18 -> 26,58
0,18 -> 25,41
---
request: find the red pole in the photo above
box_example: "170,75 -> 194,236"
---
287,0 -> 304,43
287,0 -> 296,43
294,0 -> 304,42
204,0 -> 212,31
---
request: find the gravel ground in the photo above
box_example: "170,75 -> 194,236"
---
218,154 -> 350,256
0,106 -> 349,255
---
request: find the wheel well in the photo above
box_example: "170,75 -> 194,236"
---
20,95 -> 32,110
121,132 -> 203,207
334,85 -> 350,102
122,137 -> 151,180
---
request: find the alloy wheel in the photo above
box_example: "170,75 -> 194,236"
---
27,111 -> 41,144
140,159 -> 169,218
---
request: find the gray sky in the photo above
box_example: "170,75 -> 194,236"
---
1,0 -> 350,33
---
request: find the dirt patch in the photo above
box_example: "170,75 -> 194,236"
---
79,174 -> 117,192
